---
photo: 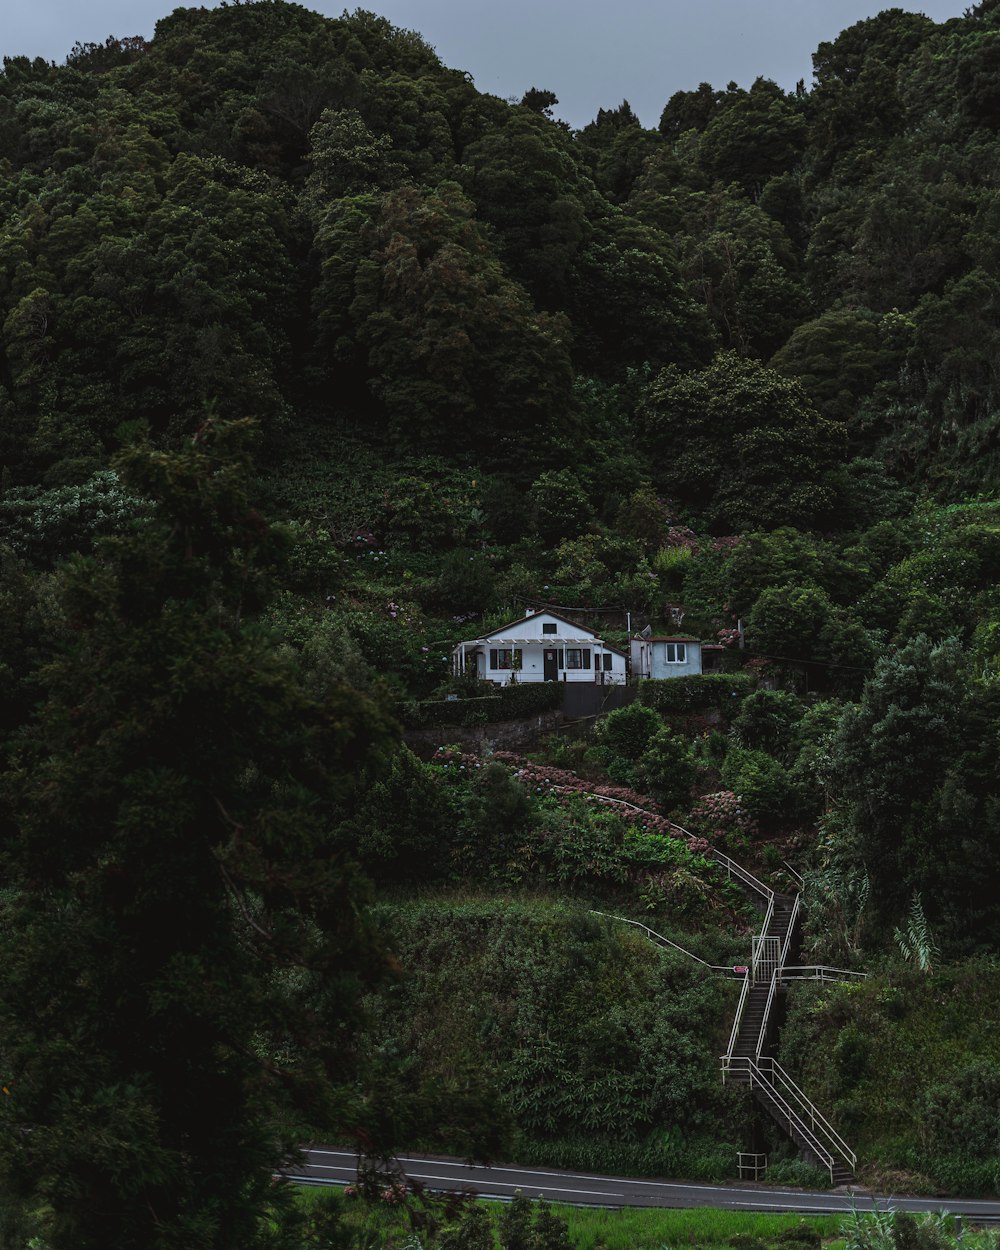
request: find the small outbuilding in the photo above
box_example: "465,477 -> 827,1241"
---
629,634 -> 704,680
453,609 -> 627,685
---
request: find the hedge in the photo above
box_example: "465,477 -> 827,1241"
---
494,682 -> 563,718
636,672 -> 755,713
401,682 -> 562,728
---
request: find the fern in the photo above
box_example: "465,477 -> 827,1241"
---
894,893 -> 940,973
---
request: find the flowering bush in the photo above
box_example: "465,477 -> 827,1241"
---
687,790 -> 759,850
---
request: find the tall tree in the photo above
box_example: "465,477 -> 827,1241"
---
638,352 -> 844,532
0,421 -> 396,1248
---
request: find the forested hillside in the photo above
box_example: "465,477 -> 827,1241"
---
3,2 -> 1000,1244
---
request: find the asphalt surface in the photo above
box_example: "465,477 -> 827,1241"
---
288,1148 -> 1000,1220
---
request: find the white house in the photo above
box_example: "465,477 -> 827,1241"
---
629,634 -> 704,680
453,609 -> 627,685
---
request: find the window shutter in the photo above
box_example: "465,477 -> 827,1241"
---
583,650 -> 591,669
557,649 -> 564,669
490,649 -> 498,670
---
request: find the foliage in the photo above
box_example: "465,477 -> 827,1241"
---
779,962 -> 1000,1194
401,682 -> 563,728
721,746 -> 801,824
0,470 -> 147,564
633,726 -> 697,813
824,634 -> 1000,947
0,423 -> 397,1248
638,353 -> 845,533
360,898 -> 742,1174
637,673 -> 755,715
894,894 -> 941,974
730,689 -> 804,759
593,702 -> 664,761
8,0 -> 1000,1210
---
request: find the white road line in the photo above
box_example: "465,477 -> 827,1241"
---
299,1152 -> 1000,1214
303,1153 -> 840,1202
300,1166 -> 620,1200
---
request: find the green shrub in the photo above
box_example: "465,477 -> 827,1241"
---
638,673 -> 755,715
594,703 -> 664,760
721,746 -> 801,822
633,726 -> 696,812
400,683 -> 562,728
497,683 -> 564,718
921,1059 -> 1000,1159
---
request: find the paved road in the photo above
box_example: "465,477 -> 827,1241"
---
288,1148 -> 1000,1220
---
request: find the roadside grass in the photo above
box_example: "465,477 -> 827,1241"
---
530,1203 -> 841,1250
294,1187 -> 844,1249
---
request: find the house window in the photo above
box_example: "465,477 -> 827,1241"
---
542,622 -> 557,634
490,648 -> 522,671
664,643 -> 686,664
602,653 -> 613,672
566,648 -> 591,670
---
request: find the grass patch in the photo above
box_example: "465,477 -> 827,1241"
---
294,1189 -> 842,1250
545,1203 -> 840,1250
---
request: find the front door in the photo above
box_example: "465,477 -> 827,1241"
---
543,648 -> 559,681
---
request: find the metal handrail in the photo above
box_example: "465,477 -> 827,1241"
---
725,1052 -> 856,1176
757,1057 -> 857,1171
748,1063 -> 837,1180
588,911 -> 737,973
780,965 -> 868,984
668,819 -> 775,906
782,861 -> 805,887
779,892 -> 800,968
708,846 -> 776,906
543,771 -> 853,1179
755,969 -> 778,1059
724,970 -> 751,1063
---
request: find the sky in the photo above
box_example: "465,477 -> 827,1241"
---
4,1 -> 972,130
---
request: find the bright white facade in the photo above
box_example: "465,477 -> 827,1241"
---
453,609 -> 627,685
629,635 -> 703,680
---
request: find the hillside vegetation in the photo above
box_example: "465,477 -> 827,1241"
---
3,2 -> 1000,1244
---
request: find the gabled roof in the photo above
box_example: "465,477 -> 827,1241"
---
481,607 -> 602,641
460,607 -> 627,657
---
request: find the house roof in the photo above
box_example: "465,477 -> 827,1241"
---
458,607 -> 626,656
633,634 -> 701,643
482,606 -> 603,639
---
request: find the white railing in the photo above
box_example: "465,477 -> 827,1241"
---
588,911 -> 737,973
780,965 -> 868,984
752,934 -> 780,985
747,1061 -> 837,1180
757,1057 -> 857,1173
780,892 -> 801,968
726,1055 -> 844,1182
782,861 -> 805,887
755,969 -> 778,1060
668,819 -> 775,908
559,770 -> 853,1180
707,845 -> 776,907
724,970 -> 751,1063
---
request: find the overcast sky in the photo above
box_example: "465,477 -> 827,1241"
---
4,1 -> 971,129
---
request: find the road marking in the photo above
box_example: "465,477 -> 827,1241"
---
298,1166 -> 620,1200
304,1153 -> 841,1202
298,1151 -> 1000,1215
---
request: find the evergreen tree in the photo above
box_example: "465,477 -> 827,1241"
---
0,420 -> 396,1248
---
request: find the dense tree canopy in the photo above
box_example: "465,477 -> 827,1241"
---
5,0 -> 1000,1224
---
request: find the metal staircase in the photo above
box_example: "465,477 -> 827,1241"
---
721,887 -> 857,1186
546,781 -> 860,1187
